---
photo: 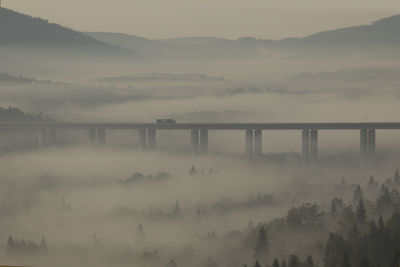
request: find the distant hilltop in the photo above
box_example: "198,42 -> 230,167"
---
2,7 -> 400,61
0,8 -> 103,45
94,73 -> 225,83
0,8 -> 144,61
87,13 -> 400,60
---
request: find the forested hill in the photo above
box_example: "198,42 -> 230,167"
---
0,8 -> 105,45
0,8 -> 145,61
0,107 -> 50,122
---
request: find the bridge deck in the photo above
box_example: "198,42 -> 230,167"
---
1,122 -> 400,130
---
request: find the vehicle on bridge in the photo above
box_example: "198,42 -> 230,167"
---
156,119 -> 176,124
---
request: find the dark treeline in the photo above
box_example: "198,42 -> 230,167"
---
4,161 -> 400,267
242,171 -> 400,267
6,236 -> 47,256
0,106 -> 50,122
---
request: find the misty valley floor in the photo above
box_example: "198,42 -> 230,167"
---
0,147 -> 398,266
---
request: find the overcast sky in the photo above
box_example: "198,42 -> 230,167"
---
4,0 -> 400,39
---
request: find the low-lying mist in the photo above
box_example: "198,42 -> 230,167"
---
1,37 -> 400,267
0,144 -> 398,267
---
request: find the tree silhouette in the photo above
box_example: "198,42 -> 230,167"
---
173,201 -> 181,217
254,226 -> 268,259
272,259 -> 280,267
353,185 -> 364,203
392,251 -> 400,267
356,199 -> 367,223
288,255 -> 301,267
342,251 -> 351,267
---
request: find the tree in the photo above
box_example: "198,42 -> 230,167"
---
331,198 -> 344,214
173,201 -> 181,216
324,233 -> 347,267
304,255 -> 315,267
342,251 -> 351,267
392,251 -> 400,267
395,170 -> 400,184
287,203 -> 323,228
353,185 -> 364,203
206,257 -> 218,267
253,260 -> 261,267
136,224 -> 146,246
356,199 -> 367,223
167,259 -> 178,267
377,185 -> 393,210
368,176 -> 378,189
190,165 -> 197,174
358,256 -> 371,267
287,255 -> 301,267
272,259 -> 280,267
378,215 -> 385,232
40,237 -> 47,251
254,226 -> 268,259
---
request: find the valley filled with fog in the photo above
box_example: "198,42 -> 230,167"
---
2,6 -> 400,267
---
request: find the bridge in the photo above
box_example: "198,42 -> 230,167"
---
1,122 -> 398,162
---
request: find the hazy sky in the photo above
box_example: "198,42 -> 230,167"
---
4,0 -> 400,39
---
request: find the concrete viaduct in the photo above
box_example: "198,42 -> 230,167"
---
0,122 -> 397,161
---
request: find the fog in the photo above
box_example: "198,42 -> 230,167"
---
1,62 -> 400,265
2,6 -> 400,267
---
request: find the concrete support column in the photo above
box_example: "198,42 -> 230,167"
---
200,129 -> 208,154
191,129 -> 200,154
97,129 -> 106,145
368,129 -> 376,158
48,129 -> 57,146
310,129 -> 318,160
302,129 -> 310,159
148,129 -> 156,150
245,129 -> 254,155
254,129 -> 262,156
89,129 -> 97,145
360,129 -> 368,161
138,129 -> 147,149
40,128 -> 48,148
37,129 -> 45,149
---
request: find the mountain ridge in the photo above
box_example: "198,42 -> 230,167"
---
0,8 -> 145,61
87,13 -> 400,59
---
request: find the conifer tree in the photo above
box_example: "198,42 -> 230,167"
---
288,255 -> 301,267
304,255 -> 315,267
353,185 -> 364,203
356,199 -> 367,223
378,215 -> 384,232
254,226 -> 268,259
342,251 -> 351,267
272,259 -> 280,267
392,251 -> 400,267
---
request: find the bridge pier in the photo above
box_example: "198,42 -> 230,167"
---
245,129 -> 254,156
360,129 -> 368,162
191,129 -> 200,154
148,129 -> 156,149
254,129 -> 262,156
97,129 -> 106,145
37,129 -> 46,149
200,129 -> 208,154
138,129 -> 147,149
360,129 -> 376,165
48,128 -> 57,146
302,129 -> 310,160
310,129 -> 318,160
89,129 -> 97,145
39,128 -> 49,148
368,129 -> 376,159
